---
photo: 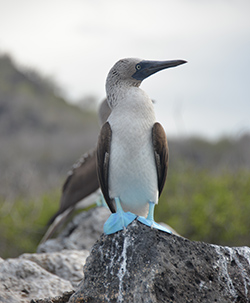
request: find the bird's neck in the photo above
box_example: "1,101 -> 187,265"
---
107,83 -> 150,107
107,85 -> 156,126
106,80 -> 140,108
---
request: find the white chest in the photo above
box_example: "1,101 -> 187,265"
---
107,88 -> 159,216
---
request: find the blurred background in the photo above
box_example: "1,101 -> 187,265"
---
0,0 -> 250,258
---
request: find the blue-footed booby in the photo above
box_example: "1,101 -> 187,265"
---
97,58 -> 186,235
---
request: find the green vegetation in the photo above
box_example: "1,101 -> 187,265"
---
1,169 -> 250,258
156,169 -> 250,247
0,190 -> 60,258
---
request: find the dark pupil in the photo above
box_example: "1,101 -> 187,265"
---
137,65 -> 141,70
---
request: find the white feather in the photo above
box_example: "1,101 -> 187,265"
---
108,86 -> 158,217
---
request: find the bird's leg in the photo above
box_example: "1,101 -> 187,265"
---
96,194 -> 108,208
138,201 -> 172,234
146,201 -> 155,221
104,197 -> 137,235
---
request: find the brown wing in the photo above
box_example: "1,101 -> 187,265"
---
152,122 -> 169,197
48,150 -> 99,225
96,121 -> 115,213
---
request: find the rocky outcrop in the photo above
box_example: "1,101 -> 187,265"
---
69,220 -> 250,303
20,250 -> 88,288
0,208 -> 108,303
0,257 -> 73,303
37,207 -> 110,253
2,207 -> 250,303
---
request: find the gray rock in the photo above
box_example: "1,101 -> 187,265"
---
0,208 -> 109,303
37,207 -> 110,253
69,220 -> 250,303
19,249 -> 89,288
30,291 -> 75,303
0,257 -> 73,303
4,206 -> 249,303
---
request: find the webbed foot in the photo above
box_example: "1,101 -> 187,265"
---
104,197 -> 137,234
138,202 -> 172,234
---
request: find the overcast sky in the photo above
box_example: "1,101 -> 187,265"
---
0,0 -> 250,139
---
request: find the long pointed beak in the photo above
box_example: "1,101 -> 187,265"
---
132,59 -> 187,81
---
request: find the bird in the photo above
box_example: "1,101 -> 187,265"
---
39,99 -> 111,243
97,58 -> 187,235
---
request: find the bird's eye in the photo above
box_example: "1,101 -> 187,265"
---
136,64 -> 141,70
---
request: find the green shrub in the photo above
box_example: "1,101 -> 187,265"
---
0,190 -> 60,258
156,169 -> 250,247
1,170 -> 250,258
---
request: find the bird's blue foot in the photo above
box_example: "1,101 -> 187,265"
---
138,202 -> 172,234
138,216 -> 172,233
104,197 -> 137,234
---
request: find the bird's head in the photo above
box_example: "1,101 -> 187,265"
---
106,58 -> 143,89
106,57 -> 187,108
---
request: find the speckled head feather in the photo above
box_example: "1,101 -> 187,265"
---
106,58 -> 142,87
106,58 -> 142,108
